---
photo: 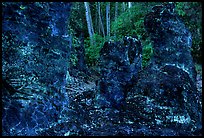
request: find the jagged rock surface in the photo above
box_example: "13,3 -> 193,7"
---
95,3 -> 202,136
97,36 -> 142,108
2,2 -> 72,136
126,2 -> 202,135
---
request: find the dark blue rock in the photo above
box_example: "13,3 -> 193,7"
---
126,2 -> 201,136
2,2 -> 72,136
97,36 -> 143,108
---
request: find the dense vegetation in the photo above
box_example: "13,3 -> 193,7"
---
68,2 -> 202,68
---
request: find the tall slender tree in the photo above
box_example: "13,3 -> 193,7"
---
106,2 -> 110,38
128,2 -> 132,23
98,2 -> 105,37
122,2 -> 126,12
95,3 -> 98,34
128,2 -> 132,8
84,2 -> 95,45
114,2 -> 118,38
115,2 -> 118,19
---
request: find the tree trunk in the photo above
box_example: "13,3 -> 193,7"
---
96,3 -> 100,35
128,2 -> 132,8
88,3 -> 94,38
84,2 -> 95,45
98,2 -> 105,37
106,2 -> 110,38
128,2 -> 132,22
115,2 -> 118,20
95,3 -> 98,35
114,2 -> 118,38
122,2 -> 126,12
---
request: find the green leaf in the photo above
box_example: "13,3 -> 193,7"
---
20,5 -> 26,10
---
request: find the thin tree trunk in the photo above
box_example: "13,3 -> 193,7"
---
88,3 -> 94,37
128,2 -> 132,8
122,2 -> 126,12
95,3 -> 98,35
98,2 -> 105,37
115,2 -> 118,20
96,3 -> 100,35
84,2 -> 95,45
106,2 -> 110,38
114,2 -> 118,38
128,2 -> 132,23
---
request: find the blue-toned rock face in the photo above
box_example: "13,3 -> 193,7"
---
2,2 -> 72,136
144,3 -> 196,82
126,2 -> 201,134
97,36 -> 143,108
96,3 -> 201,136
2,2 -> 72,87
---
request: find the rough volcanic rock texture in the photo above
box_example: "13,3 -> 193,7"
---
126,3 -> 201,135
144,3 -> 197,82
97,36 -> 142,108
2,2 -> 72,136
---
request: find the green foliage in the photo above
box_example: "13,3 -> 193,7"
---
68,2 -> 88,37
111,5 -> 145,39
69,35 -> 80,67
110,2 -> 202,67
70,52 -> 78,66
175,2 -> 202,63
85,34 -> 105,66
69,2 -> 160,68
142,39 -> 153,67
195,63 -> 202,75
69,2 -> 202,69
111,3 -> 161,40
111,3 -> 160,67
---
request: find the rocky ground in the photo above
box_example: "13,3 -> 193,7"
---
36,65 -> 202,136
3,63 -> 201,136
